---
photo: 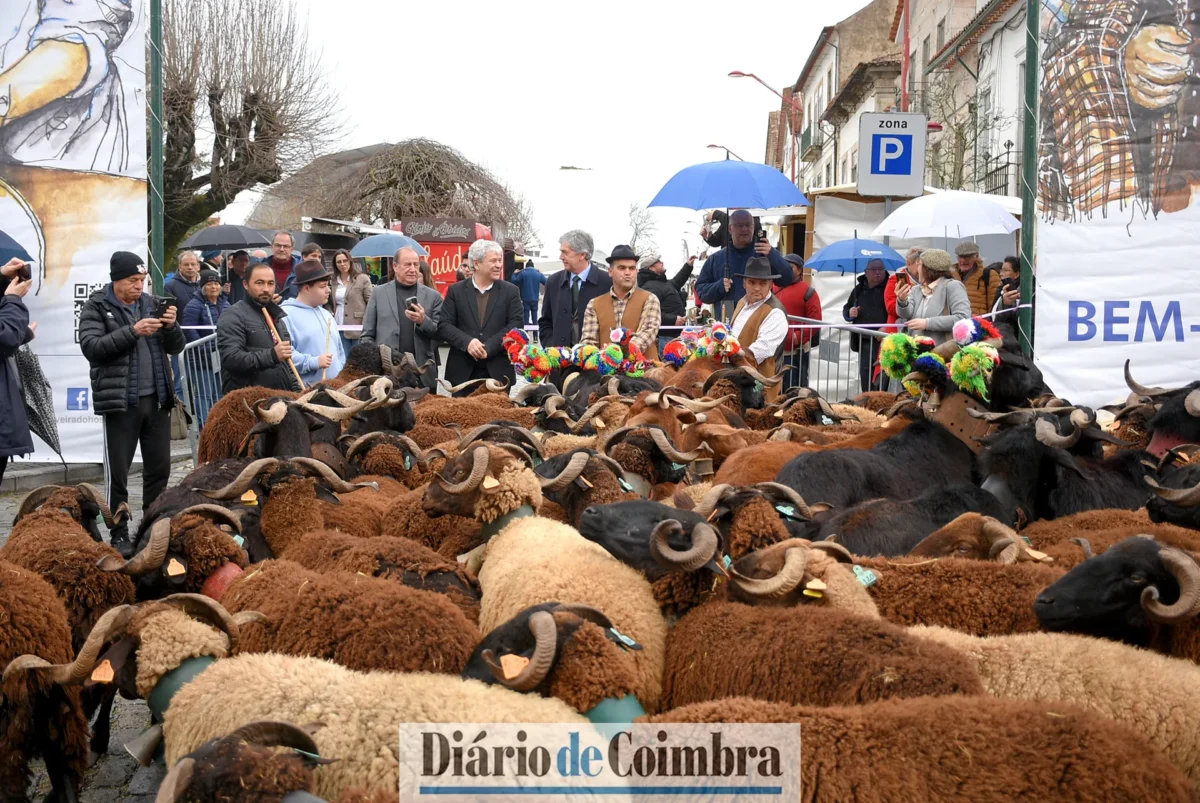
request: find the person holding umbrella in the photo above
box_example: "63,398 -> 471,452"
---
695,210 -> 795,322
0,257 -> 36,486
843,258 -> 891,392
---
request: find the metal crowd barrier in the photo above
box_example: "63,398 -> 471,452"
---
789,317 -> 892,403
178,333 -> 222,463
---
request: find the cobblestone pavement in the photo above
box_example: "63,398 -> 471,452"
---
2,460 -> 194,802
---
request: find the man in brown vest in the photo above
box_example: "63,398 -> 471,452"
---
580,244 -> 661,359
730,256 -> 789,402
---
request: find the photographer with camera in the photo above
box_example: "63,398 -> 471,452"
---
696,209 -> 796,322
360,246 -> 442,393
990,256 -> 1024,326
78,251 -> 185,557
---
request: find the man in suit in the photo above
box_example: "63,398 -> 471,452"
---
360,245 -> 442,392
538,229 -> 612,347
439,239 -> 523,396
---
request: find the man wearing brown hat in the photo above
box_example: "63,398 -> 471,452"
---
282,259 -> 345,386
731,256 -> 789,402
580,244 -> 661,358
78,251 -> 186,557
954,240 -> 992,316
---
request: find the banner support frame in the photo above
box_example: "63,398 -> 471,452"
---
1018,0 -> 1038,357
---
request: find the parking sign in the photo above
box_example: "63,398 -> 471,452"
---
857,112 -> 927,197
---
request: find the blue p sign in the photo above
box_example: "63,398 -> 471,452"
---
872,134 -> 912,175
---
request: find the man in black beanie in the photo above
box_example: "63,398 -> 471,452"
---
78,251 -> 186,557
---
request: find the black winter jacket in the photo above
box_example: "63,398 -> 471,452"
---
78,286 -> 186,416
637,264 -> 693,326
0,276 -> 34,458
217,297 -> 301,394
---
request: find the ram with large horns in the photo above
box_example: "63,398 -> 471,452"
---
1122,361 -> 1200,459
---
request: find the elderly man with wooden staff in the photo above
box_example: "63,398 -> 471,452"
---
217,261 -> 304,394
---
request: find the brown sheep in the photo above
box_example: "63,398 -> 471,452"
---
285,530 -> 480,622
648,696 -> 1197,803
12,482 -> 128,542
344,432 -> 433,489
1022,507 -> 1170,545
198,386 -> 299,463
414,398 -> 535,431
0,562 -> 91,802
535,449 -> 639,527
663,602 -> 983,710
221,560 -> 479,674
406,422 -> 459,449
381,485 -> 482,554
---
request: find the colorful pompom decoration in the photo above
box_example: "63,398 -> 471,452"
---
512,344 -> 551,383
950,344 -> 1001,402
597,344 -> 624,376
503,328 -> 530,359
880,333 -> 919,380
543,347 -> 570,370
572,344 -> 599,372
952,317 -> 1003,347
662,340 -> 691,368
710,322 -> 730,342
902,353 -> 948,398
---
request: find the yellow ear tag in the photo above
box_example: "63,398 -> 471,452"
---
1025,549 -> 1050,562
805,578 -> 827,591
482,476 -> 500,490
90,660 -> 115,684
166,558 -> 186,577
500,654 -> 529,680
240,490 -> 258,506
593,419 -> 606,430
802,588 -> 824,599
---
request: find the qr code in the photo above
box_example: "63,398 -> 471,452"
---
74,283 -> 107,343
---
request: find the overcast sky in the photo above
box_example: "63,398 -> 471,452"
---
227,0 -> 873,261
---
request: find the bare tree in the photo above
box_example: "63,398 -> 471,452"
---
921,71 -> 1013,192
627,203 -> 657,253
505,193 -> 541,250
162,0 -> 341,256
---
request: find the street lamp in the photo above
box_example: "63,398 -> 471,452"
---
707,143 -> 745,161
729,70 -> 804,184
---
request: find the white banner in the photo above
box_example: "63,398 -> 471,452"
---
1,0 -> 149,463
1035,0 -> 1200,406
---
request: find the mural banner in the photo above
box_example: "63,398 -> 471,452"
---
1,0 -> 148,463
1035,0 -> 1200,406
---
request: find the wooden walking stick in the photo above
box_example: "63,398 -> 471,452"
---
321,316 -> 334,382
261,307 -> 306,390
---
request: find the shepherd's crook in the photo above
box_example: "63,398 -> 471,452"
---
261,308 -> 306,390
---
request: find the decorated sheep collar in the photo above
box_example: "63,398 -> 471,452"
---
481,504 -> 537,540
146,655 -> 216,722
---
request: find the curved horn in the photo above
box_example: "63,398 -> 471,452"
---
598,426 -> 639,455
1069,537 -> 1095,560
981,518 -> 1023,564
1145,476 -> 1200,507
502,426 -> 546,459
730,547 -> 810,598
14,485 -> 64,522
98,518 -> 172,576
485,377 -> 511,393
592,453 -> 633,482
752,482 -> 814,520
539,452 -> 592,492
810,541 -> 855,563
155,757 -> 195,803
3,604 -> 134,685
334,374 -> 384,395
379,344 -> 395,374
159,593 -> 245,655
228,721 -> 324,756
701,368 -> 741,396
516,382 -> 549,405
417,358 -> 436,376
196,458 -> 280,500
766,425 -> 794,442
345,431 -> 392,463
692,484 -> 733,519
291,394 -> 376,422
642,391 -> 672,410
966,408 -> 1040,425
483,610 -> 558,691
1141,549 -> 1200,623
252,398 -> 289,426
671,395 -> 738,414
440,378 -> 491,395
1034,417 -> 1082,450
77,483 -> 124,526
289,457 -> 378,494
739,362 -> 784,387
1124,360 -> 1172,398
393,434 -> 430,472
175,504 -> 243,533
456,423 -> 504,449
649,427 -> 705,463
1187,388 -> 1200,418
495,443 -> 537,468
649,520 -> 720,571
435,446 -> 491,495
607,377 -> 621,397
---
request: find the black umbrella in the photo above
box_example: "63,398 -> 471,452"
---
180,224 -> 271,250
14,345 -> 66,466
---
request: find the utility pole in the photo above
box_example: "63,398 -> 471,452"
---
1018,1 -> 1037,357
149,0 -> 165,294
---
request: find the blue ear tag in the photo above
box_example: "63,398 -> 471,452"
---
670,462 -> 687,472
232,535 -> 245,548
609,627 -> 643,651
853,565 -> 878,587
1020,536 -> 1032,545
404,455 -> 413,471
820,415 -> 834,425
775,504 -> 797,520
618,478 -> 634,492
754,381 -> 764,393
293,748 -> 323,761
722,554 -> 732,569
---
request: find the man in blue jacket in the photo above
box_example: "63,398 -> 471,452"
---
695,209 -> 795,321
512,260 -> 546,325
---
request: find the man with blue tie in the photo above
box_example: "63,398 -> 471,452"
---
538,229 -> 613,347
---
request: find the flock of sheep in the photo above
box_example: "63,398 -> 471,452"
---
2,334 -> 1200,802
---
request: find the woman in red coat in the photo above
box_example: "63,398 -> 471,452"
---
774,254 -> 822,390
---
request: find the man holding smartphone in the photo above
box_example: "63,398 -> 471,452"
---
360,246 -> 442,392
78,251 -> 185,558
695,210 -> 795,322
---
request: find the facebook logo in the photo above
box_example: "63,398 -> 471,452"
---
871,134 -> 913,175
66,388 -> 89,411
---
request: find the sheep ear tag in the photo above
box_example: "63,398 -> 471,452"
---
607,626 -> 643,652
1020,536 -> 1032,545
482,476 -> 501,491
500,654 -> 530,680
166,558 -> 186,577
404,455 -> 413,471
775,504 -> 800,521
232,534 -> 245,548
240,490 -> 258,506
670,462 -> 687,472
853,565 -> 879,587
90,659 -> 115,684
618,477 -> 635,493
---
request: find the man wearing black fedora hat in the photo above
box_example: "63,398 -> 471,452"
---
580,244 -> 661,358
730,256 -> 789,402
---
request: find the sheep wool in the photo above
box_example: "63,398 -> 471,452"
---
911,625 -> 1200,784
477,516 -> 667,712
382,487 -> 480,553
132,606 -> 230,698
541,433 -> 599,459
475,464 -> 543,523
162,653 -> 587,800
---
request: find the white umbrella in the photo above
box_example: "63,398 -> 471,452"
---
871,190 -> 1021,240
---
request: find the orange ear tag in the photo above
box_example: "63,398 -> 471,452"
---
91,660 -> 115,684
500,654 -> 530,680
166,558 -> 186,577
240,490 -> 258,506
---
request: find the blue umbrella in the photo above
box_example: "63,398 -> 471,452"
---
350,233 -> 428,258
0,229 -> 33,264
648,159 -> 809,210
806,237 -> 905,274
